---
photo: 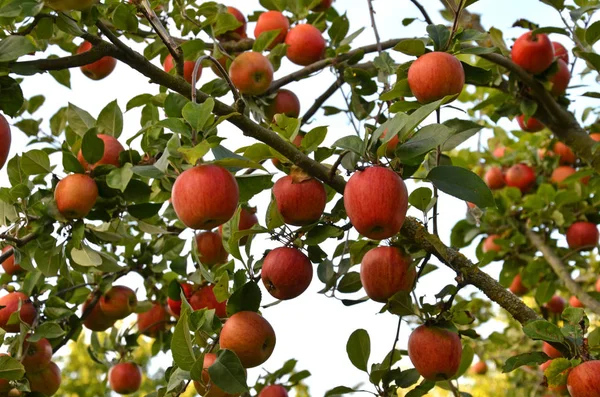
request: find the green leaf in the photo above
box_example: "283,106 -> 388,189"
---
97,100 -> 123,138
328,14 -> 350,46
441,119 -> 482,151
324,386 -> 356,396
67,103 -> 95,136
0,77 -> 24,117
332,135 -> 364,155
396,124 -> 453,161
0,355 -> 25,380
523,320 -> 565,343
253,30 -> 281,52
182,98 -> 215,131
452,343 -> 474,379
502,352 -> 549,372
21,150 -> 51,175
462,62 -> 494,85
106,163 -> 133,192
337,272 -> 362,293
236,174 -> 274,203
426,24 -> 450,51
214,11 -> 243,37
393,39 -> 426,56
427,165 -> 495,208
207,349 -> 248,394
171,311 -> 196,371
81,128 -> 104,165
70,245 -> 102,267
56,13 -> 83,35
32,322 -> 66,340
346,329 -> 370,372
178,142 -> 212,165
301,126 -> 327,153
112,3 -> 138,31
545,358 -> 571,387
226,281 -> 261,316
409,187 -> 433,212
0,36 -> 36,62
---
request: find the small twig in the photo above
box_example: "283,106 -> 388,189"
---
191,55 -> 241,105
15,14 -> 55,36
387,316 -> 402,373
301,77 -> 344,125
328,151 -> 351,181
409,0 -> 434,25
447,381 -> 460,397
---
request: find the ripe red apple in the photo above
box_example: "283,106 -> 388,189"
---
273,173 -> 326,226
0,114 -> 10,171
77,41 -> 117,80
509,274 -> 529,296
312,0 -> 333,11
492,146 -> 506,158
26,361 -> 61,396
505,164 -> 536,193
167,282 -> 194,318
540,359 -> 552,372
100,286 -> 137,320
218,207 -> 259,245
344,166 -> 408,240
596,278 -> 600,292
553,142 -> 576,165
408,52 -> 465,103
109,362 -> 142,395
543,342 -> 562,359
55,173 -> 98,219
0,292 -> 36,332
265,89 -> 301,121
471,361 -> 488,375
189,285 -> 227,318
360,246 -> 416,303
254,11 -> 289,49
22,338 -> 52,373
545,295 -> 566,314
380,129 -> 400,157
550,59 -> 570,95
517,114 -> 545,132
569,296 -> 585,308
1,246 -> 22,275
77,134 -> 124,170
259,385 -> 288,397
590,133 -> 600,142
567,360 -> 600,397
163,54 -> 198,84
229,52 -> 274,95
137,303 -> 169,337
217,6 -> 247,41
82,297 -> 115,332
271,134 -> 304,168
553,42 -> 569,63
407,325 -> 463,381
171,164 -> 239,230
511,32 -> 554,74
551,165 -> 576,187
219,311 -> 276,368
566,221 -> 599,250
193,352 -> 240,397
484,167 -> 505,190
482,234 -> 502,254
46,0 -> 94,10
196,231 -> 229,267
261,247 -> 313,300
285,24 -> 326,66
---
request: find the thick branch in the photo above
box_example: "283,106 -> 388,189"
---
526,230 -> 600,315
0,233 -> 38,264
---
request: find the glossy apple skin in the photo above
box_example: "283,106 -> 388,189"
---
285,24 -> 326,66
553,141 -> 576,164
273,175 -> 326,226
259,385 -> 288,397
484,167 -> 505,190
27,361 -> 61,396
254,11 -> 289,48
190,285 -> 227,318
218,207 -> 259,245
22,338 -> 52,373
109,362 -> 142,395
171,165 -> 239,230
360,246 -> 415,303
344,166 -> 408,240
167,282 -> 194,318
193,353 -> 241,397
566,222 -> 599,250
505,164 -> 536,193
55,174 -> 98,219
407,325 -> 463,381
77,134 -> 124,170
553,42 -> 569,63
0,114 -> 10,171
163,54 -> 198,84
137,303 -> 169,337
265,89 -> 300,121
82,297 -> 115,332
77,41 -> 117,80
0,292 -> 35,332
550,59 -> 570,95
408,52 -> 465,103
1,246 -> 22,275
569,296 -> 585,308
517,114 -> 545,132
100,285 -> 137,320
567,360 -> 600,397
45,0 -> 93,11
545,295 -> 566,314
196,231 -> 229,267
220,311 -> 276,368
509,274 -> 529,296
229,52 -> 274,95
261,247 -> 313,300
551,166 -> 576,187
482,234 -> 502,253
543,342 -> 562,359
472,361 -> 488,375
511,32 -> 554,74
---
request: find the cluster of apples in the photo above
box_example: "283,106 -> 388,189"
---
540,341 -> 600,396
82,286 -> 138,332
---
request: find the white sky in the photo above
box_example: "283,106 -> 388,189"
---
3,0 -> 596,395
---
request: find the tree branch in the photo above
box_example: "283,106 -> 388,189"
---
409,0 -> 434,25
301,76 -> 344,125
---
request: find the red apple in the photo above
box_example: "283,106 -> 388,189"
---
567,360 -> 600,397
219,311 -> 276,368
261,247 -> 313,300
254,11 -> 289,49
492,146 -> 506,158
550,59 -> 570,95
55,173 -> 98,219
0,114 -> 10,171
408,52 -> 465,103
265,89 -> 301,121
471,361 -> 488,375
0,292 -> 36,332
344,166 -> 408,240
566,222 -> 599,250
193,352 -> 240,397
517,114 -> 545,132
217,6 -> 247,41
543,342 -> 562,359
229,52 -> 274,95
167,282 -> 194,318
407,325 -> 463,381
545,295 -> 566,314
100,286 -> 137,320
596,278 -> 600,292
259,385 -> 288,397
22,338 -> 52,373
77,41 -> 117,80
137,303 -> 170,337
1,246 -> 22,275
511,32 -> 554,74
109,362 -> 142,395
171,165 -> 239,230
551,166 -> 576,187
360,246 -> 416,303
505,164 -> 536,193
163,54 -> 198,84
482,234 -> 502,254
509,274 -> 529,296
190,285 -> 227,318
26,361 -> 61,396
196,231 -> 229,267
540,359 -> 552,372
218,207 -> 259,245
273,173 -> 326,226
285,24 -> 326,66
553,42 -> 569,64
82,297 -> 115,332
484,167 -> 505,190
77,134 -> 124,170
553,142 -> 576,165
569,296 -> 585,308
590,133 -> 600,142
380,128 -> 400,157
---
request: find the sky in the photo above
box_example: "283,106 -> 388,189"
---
2,0 -> 591,395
